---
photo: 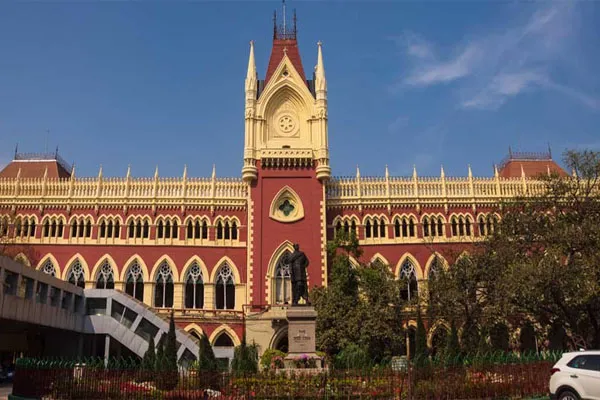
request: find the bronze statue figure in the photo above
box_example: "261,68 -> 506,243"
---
286,243 -> 310,306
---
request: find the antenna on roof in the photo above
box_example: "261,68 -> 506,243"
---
547,142 -> 552,159
55,146 -> 59,158
273,10 -> 277,38
508,145 -> 513,158
282,0 -> 286,35
293,9 -> 297,36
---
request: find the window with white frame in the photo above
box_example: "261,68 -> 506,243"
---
215,263 -> 235,310
154,261 -> 174,308
184,262 -> 204,309
67,260 -> 85,288
399,260 -> 418,302
274,251 -> 292,305
96,260 -> 115,289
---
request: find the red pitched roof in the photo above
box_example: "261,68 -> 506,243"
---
498,159 -> 568,178
0,153 -> 72,179
265,38 -> 307,86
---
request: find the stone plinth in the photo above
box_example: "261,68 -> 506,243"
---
284,306 -> 323,369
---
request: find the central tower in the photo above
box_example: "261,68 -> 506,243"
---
242,9 -> 330,182
244,9 -> 329,310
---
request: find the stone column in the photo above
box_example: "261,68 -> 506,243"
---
104,335 -> 110,367
173,282 -> 184,309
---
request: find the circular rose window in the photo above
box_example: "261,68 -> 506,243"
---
277,114 -> 297,136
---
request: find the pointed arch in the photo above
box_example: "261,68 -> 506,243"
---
210,256 -> 241,283
258,73 -> 313,118
427,319 -> 451,349
181,256 -> 209,283
369,253 -> 390,267
36,254 -> 60,277
348,256 -> 360,269
395,253 -> 424,280
150,255 -> 179,282
90,255 -> 118,282
266,241 -> 295,278
269,325 -> 289,352
184,323 -> 205,337
269,186 -> 305,223
456,250 -> 472,262
424,252 -> 449,279
120,255 -> 150,281
209,325 -> 241,347
62,253 -> 91,281
14,253 -> 31,267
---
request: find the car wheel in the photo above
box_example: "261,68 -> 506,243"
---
559,389 -> 580,400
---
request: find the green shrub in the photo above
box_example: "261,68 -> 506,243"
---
334,343 -> 371,370
231,338 -> 259,375
260,349 -> 286,370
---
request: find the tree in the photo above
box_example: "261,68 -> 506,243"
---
231,337 -> 258,375
164,312 -> 179,371
429,150 -> 600,350
155,337 -> 164,371
445,320 -> 461,361
487,150 -> 600,349
142,335 -> 156,371
313,230 -> 405,363
197,331 -> 218,372
414,309 -> 428,361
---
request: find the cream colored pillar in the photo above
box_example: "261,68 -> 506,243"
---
235,284 -> 246,311
173,282 -> 184,309
204,284 -> 215,310
144,282 -> 154,307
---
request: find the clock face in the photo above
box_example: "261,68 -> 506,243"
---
275,112 -> 299,137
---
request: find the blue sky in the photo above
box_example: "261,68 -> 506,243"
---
1,1 -> 599,178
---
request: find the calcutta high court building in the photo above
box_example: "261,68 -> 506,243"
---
0,11 -> 567,359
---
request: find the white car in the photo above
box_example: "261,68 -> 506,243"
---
550,350 -> 600,400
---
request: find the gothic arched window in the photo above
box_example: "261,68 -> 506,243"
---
67,260 -> 85,288
274,251 -> 292,305
125,261 -> 144,301
185,262 -> 204,309
399,260 -> 418,302
96,260 -> 115,289
215,263 -> 235,310
154,261 -> 174,308
42,259 -> 56,277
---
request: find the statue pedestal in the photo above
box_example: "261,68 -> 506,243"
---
284,306 -> 323,369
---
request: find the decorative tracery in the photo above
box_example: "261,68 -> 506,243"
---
96,260 -> 115,289
154,261 -> 174,308
215,263 -> 235,310
67,260 -> 85,288
185,262 -> 204,309
274,251 -> 292,305
42,259 -> 56,277
125,260 -> 144,301
399,260 -> 418,302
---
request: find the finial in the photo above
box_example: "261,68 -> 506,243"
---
468,164 -> 473,178
212,164 -> 216,179
98,165 -> 103,178
547,142 -> 552,159
293,8 -> 297,35
508,145 -> 513,158
183,164 -> 188,179
520,164 -> 526,178
282,0 -> 287,35
412,164 -> 417,178
385,165 -> 389,178
547,165 -> 551,177
283,47 -> 288,56
154,165 -> 159,179
440,165 -> 445,178
70,163 -> 76,179
494,164 -> 499,178
273,10 -> 277,38
126,164 -> 131,178
14,143 -> 18,159
55,146 -> 59,157
43,166 -> 48,179
356,165 -> 360,178
16,168 -> 21,179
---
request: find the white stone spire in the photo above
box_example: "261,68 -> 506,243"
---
245,40 -> 257,93
315,41 -> 326,96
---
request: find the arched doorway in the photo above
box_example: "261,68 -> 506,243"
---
272,329 -> 288,353
430,327 -> 448,358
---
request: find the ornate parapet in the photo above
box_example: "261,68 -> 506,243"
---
325,174 -> 550,211
0,176 -> 248,212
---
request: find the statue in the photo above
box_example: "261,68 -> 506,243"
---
286,243 -> 310,306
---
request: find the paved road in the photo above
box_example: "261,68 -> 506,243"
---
0,383 -> 12,400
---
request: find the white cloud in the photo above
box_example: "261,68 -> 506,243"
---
405,44 -> 481,86
395,2 -> 600,112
